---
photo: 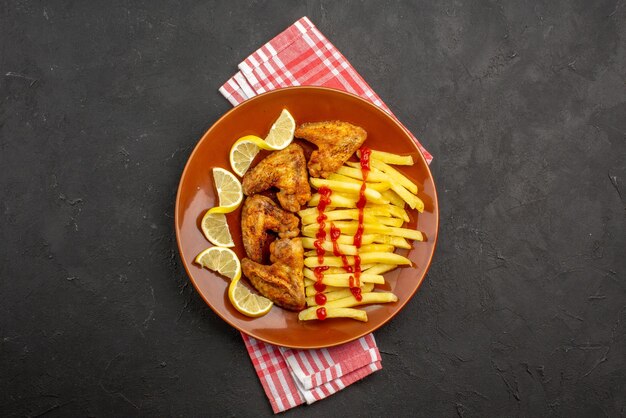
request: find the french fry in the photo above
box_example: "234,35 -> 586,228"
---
372,234 -> 411,249
381,190 -> 405,207
326,174 -> 392,193
336,166 -> 390,182
300,237 -> 358,255
303,221 -> 423,242
358,149 -> 414,165
386,204 -> 410,222
376,217 -> 404,227
343,161 -> 362,169
390,182 -> 424,212
304,265 -> 376,285
363,264 -> 399,275
327,173 -> 361,184
305,245 -> 391,258
344,161 -> 384,174
305,283 -> 376,305
298,307 -> 368,322
300,208 -> 390,225
359,244 -> 395,253
370,159 -> 418,195
305,282 -> 375,297
299,292 -> 398,313
303,269 -> 385,284
310,178 -> 388,204
301,234 -> 377,246
305,252 -> 411,268
307,192 -> 358,208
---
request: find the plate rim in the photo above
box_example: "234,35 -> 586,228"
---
175,85 -> 440,349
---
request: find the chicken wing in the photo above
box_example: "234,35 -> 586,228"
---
241,195 -> 299,263
241,238 -> 305,311
295,121 -> 367,178
242,143 -> 311,212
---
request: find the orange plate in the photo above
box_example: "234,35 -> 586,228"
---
175,86 -> 439,349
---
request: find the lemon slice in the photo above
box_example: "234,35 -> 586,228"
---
264,109 -> 295,150
195,247 -> 241,280
228,109 -> 296,177
200,211 -> 234,247
228,276 -> 273,317
208,168 -> 243,214
230,138 -> 262,177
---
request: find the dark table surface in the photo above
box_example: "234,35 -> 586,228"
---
1,1 -> 625,417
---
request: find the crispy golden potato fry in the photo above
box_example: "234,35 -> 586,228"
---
327,173 -> 361,184
300,207 -> 390,225
343,161 -> 363,170
305,283 -> 376,305
300,237 -> 359,255
302,221 -> 423,241
387,227 -> 423,241
363,264 -> 399,275
386,204 -> 410,222
370,159 -> 418,194
306,265 -> 374,276
301,233 -> 378,246
302,242 -> 393,257
298,307 -> 368,322
300,206 -> 391,219
381,189 -> 405,207
305,252 -> 411,268
305,282 -> 375,297
376,216 -> 404,227
307,192 -> 357,208
303,269 -> 385,285
359,244 -> 395,253
358,149 -> 414,165
300,292 -> 398,312
390,182 -> 424,212
303,214 -> 400,228
336,166 -> 390,182
372,234 -> 411,249
301,228 -> 378,243
309,178 -> 387,204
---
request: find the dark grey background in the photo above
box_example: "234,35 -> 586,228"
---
1,1 -> 624,416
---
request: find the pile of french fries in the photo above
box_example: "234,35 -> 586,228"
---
297,149 -> 425,322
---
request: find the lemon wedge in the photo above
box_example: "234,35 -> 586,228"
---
228,276 -> 273,317
195,247 -> 241,281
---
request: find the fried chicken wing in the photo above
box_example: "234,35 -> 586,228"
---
295,121 -> 367,178
242,143 -> 311,212
241,195 -> 299,263
241,238 -> 305,311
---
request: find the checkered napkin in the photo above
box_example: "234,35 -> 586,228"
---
219,16 -> 432,414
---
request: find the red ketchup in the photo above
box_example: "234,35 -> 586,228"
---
313,187 -> 332,304
313,266 -> 328,292
348,147 -> 372,299
354,147 -> 371,249
315,292 -> 327,306
350,286 -> 363,301
330,223 -> 353,273
316,307 -> 327,320
315,187 -> 332,264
